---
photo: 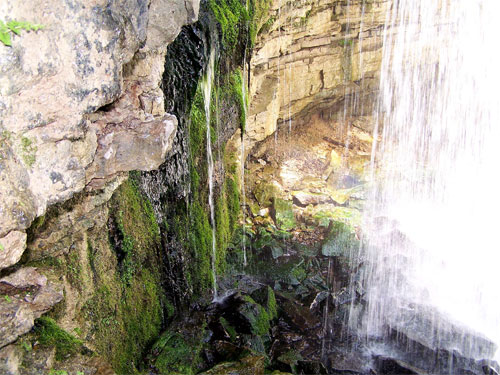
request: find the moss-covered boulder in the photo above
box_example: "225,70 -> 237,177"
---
272,199 -> 295,231
321,221 -> 359,258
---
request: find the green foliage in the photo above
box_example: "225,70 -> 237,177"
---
0,242 -> 4,251
0,20 -> 43,47
34,317 -> 83,361
4,295 -> 12,303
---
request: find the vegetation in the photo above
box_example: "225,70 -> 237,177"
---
34,317 -> 84,361
0,20 -> 43,46
209,0 -> 249,50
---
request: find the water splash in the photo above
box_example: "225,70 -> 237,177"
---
361,0 -> 500,360
201,46 -> 218,301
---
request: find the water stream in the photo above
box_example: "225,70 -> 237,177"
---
360,0 -> 500,361
201,46 -> 218,300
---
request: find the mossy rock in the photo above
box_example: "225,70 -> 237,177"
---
200,355 -> 266,375
33,317 -> 84,361
272,198 -> 295,231
321,221 -> 359,258
253,183 -> 281,207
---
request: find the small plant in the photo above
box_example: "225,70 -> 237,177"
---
4,295 -> 12,303
0,242 -> 3,251
0,20 -> 43,46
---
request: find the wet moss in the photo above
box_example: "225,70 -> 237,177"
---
152,329 -> 205,375
209,0 -> 249,51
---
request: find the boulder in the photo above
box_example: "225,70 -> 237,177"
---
0,268 -> 63,348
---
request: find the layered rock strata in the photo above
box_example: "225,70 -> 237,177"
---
237,0 -> 390,157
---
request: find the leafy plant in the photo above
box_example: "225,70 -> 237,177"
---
4,295 -> 12,303
0,20 -> 43,46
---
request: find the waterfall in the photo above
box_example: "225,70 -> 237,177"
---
201,46 -> 218,300
360,0 -> 500,360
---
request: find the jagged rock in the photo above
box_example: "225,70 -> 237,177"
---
0,268 -> 63,348
85,114 -> 177,188
277,295 -> 320,333
0,231 -> 27,270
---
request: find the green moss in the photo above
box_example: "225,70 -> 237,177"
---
266,286 -> 277,320
231,69 -> 247,133
20,135 -> 37,167
249,0 -> 273,46
220,317 -> 238,341
272,198 -> 295,231
34,317 -> 83,361
209,0 -> 249,50
77,177 -> 166,374
152,331 -> 204,375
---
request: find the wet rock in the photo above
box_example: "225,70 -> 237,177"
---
254,182 -> 282,207
373,356 -> 420,374
278,295 -> 320,333
296,360 -> 328,374
387,305 -> 498,360
292,191 -> 333,207
321,221 -> 359,258
0,268 -> 63,348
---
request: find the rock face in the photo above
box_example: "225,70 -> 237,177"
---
235,0 -> 389,158
0,0 -> 199,269
0,267 -> 63,348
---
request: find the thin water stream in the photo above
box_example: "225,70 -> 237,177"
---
201,47 -> 218,300
359,0 -> 500,361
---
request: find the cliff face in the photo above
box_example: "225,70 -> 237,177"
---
0,0 -> 198,269
233,0 -> 389,155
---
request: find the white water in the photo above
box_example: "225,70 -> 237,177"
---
201,47 -> 218,300
362,0 -> 500,359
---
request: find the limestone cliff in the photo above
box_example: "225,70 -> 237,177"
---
230,0 -> 389,159
0,0 -> 199,270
